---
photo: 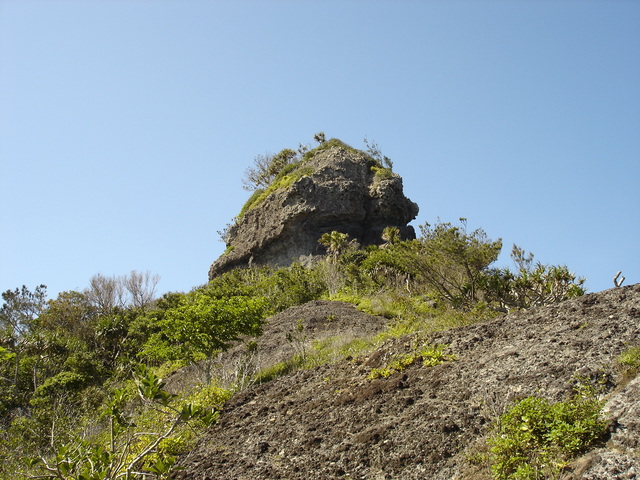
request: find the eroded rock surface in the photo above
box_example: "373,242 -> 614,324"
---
209,141 -> 419,279
173,284 -> 640,479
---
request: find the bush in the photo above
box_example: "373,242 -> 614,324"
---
617,345 -> 640,380
417,219 -> 503,308
488,389 -> 607,480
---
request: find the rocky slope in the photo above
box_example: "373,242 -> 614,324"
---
173,284 -> 640,479
209,140 -> 419,278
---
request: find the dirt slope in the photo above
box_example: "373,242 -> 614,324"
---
173,285 -> 640,479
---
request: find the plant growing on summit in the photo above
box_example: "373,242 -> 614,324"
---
241,148 -> 299,191
313,132 -> 326,144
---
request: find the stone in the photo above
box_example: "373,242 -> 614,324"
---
209,139 -> 419,279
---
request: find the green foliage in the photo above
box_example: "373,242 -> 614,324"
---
0,345 -> 14,361
418,219 -> 503,308
31,371 -> 88,404
359,242 -> 420,290
0,205 -> 589,479
238,165 -> 314,218
370,164 -> 394,181
617,345 -> 640,379
255,263 -> 327,313
318,231 -> 358,257
381,226 -> 401,246
140,292 -> 267,383
363,136 -> 393,170
483,245 -> 586,311
24,367 -> 221,480
0,284 -> 48,341
202,264 -> 327,316
368,344 -> 455,379
488,389 -> 607,480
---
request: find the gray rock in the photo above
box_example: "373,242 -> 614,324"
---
173,284 -> 640,480
209,140 -> 419,279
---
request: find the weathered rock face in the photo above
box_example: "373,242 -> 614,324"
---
209,140 -> 419,279
174,284 -> 640,480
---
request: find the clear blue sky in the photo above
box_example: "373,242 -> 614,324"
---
1,0 -> 639,300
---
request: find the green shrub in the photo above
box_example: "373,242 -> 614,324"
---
488,390 -> 607,480
617,345 -> 640,379
371,164 -> 394,181
256,263 -> 327,313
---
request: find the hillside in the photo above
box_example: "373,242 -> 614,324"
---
1,137 -> 632,480
173,284 -> 640,479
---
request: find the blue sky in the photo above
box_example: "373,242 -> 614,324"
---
1,0 -> 639,300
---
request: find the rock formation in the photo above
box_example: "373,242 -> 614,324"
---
209,139 -> 419,279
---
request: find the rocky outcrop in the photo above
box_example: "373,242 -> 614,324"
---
209,140 -> 419,279
174,284 -> 640,480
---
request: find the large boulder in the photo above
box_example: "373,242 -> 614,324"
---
209,139 -> 419,279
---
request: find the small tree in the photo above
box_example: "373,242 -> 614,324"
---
318,231 -> 357,258
416,219 -> 502,308
241,148 -> 299,191
86,271 -> 159,313
123,271 -> 160,312
141,293 -> 267,384
86,274 -> 125,313
0,285 -> 48,388
381,226 -> 401,246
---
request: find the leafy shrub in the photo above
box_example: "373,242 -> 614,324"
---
32,371 -> 87,401
483,245 -> 585,311
488,390 -> 607,480
255,263 -> 327,313
140,292 -> 268,384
